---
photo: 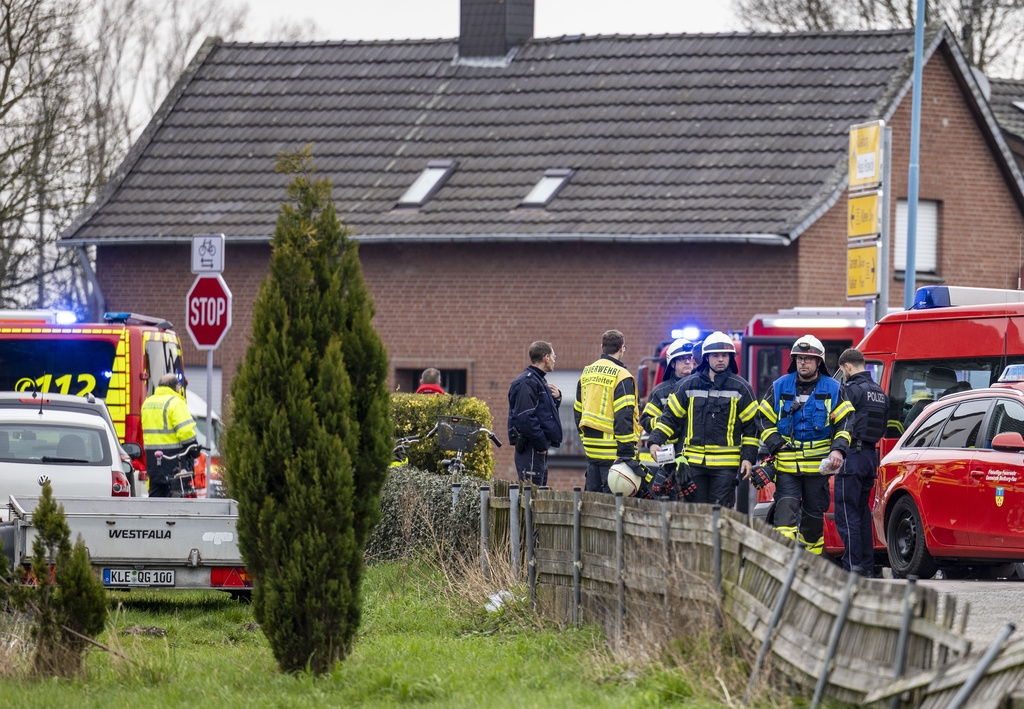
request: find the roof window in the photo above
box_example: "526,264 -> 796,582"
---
520,169 -> 574,208
397,160 -> 457,208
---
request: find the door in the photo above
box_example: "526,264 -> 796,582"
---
969,397 -> 1024,549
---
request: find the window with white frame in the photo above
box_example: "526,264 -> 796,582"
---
895,199 -> 939,273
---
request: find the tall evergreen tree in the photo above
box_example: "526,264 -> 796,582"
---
225,146 -> 391,674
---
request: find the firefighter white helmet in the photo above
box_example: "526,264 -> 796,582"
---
664,338 -> 694,365
788,334 -> 829,374
608,460 -> 642,497
696,331 -> 738,374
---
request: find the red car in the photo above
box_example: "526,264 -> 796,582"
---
873,372 -> 1024,579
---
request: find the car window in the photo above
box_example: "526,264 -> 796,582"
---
886,356 -> 1024,435
935,399 -> 990,449
984,398 -> 1024,448
905,405 -> 953,448
145,340 -> 184,397
0,424 -> 110,464
0,339 -> 117,398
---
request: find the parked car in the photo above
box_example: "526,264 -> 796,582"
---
873,365 -> 1024,579
0,391 -> 137,517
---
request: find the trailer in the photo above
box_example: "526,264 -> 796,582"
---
0,496 -> 251,596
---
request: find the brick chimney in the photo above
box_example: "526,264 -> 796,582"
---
459,0 -> 534,58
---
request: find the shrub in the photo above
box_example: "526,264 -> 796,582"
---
391,393 -> 496,479
366,465 -> 486,563
225,146 -> 391,675
5,482 -> 108,677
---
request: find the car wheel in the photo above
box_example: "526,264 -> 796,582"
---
886,497 -> 937,580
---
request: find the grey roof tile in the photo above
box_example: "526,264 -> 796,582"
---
63,29 -> 933,242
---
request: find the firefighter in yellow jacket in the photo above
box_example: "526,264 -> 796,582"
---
573,330 -> 641,493
141,373 -> 199,497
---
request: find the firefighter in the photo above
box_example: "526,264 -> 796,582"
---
647,331 -> 759,508
638,338 -> 695,499
756,335 -> 853,555
835,348 -> 888,574
573,330 -> 641,493
141,373 -> 199,497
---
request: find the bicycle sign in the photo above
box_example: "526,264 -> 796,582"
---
191,233 -> 225,273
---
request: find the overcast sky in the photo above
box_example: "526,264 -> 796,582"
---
242,0 -> 741,42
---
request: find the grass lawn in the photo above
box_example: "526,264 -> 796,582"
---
0,560 -> 793,708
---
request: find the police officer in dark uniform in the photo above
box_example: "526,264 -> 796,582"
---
835,347 -> 888,574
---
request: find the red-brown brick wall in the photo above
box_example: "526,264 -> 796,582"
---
91,49 -> 1024,491
797,51 -> 1024,306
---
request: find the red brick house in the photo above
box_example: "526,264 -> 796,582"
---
60,2 -> 1024,486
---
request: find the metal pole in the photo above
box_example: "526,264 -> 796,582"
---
572,487 -> 582,629
615,492 -> 625,641
712,504 -> 722,627
743,545 -> 804,706
811,570 -> 860,709
947,622 -> 1016,709
479,486 -> 489,578
205,350 -> 214,431
524,484 -> 535,609
451,482 -> 461,511
876,126 -> 892,323
889,575 -> 918,709
509,484 -> 520,580
903,0 -> 926,309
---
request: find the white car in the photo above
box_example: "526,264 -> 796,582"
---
0,392 -> 135,515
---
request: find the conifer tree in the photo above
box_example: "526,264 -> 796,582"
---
225,146 -> 391,674
6,482 -> 108,677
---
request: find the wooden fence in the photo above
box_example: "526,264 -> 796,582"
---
486,485 -> 974,706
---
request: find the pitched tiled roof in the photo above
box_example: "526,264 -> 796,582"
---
989,77 -> 1024,142
64,28 -> 950,245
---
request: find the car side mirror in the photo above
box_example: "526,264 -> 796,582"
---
122,460 -> 134,475
992,431 -> 1024,452
122,442 -> 143,460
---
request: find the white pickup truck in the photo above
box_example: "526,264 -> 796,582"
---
0,496 -> 250,597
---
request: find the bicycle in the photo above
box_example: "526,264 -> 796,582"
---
390,434 -> 420,467
153,443 -> 206,498
434,415 -> 502,475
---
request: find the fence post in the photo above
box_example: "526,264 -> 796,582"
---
890,575 -> 918,709
509,484 -> 520,580
810,570 -> 860,709
524,484 -> 535,609
451,482 -> 461,511
660,497 -> 671,622
947,622 -> 1016,709
712,504 -> 722,627
615,492 -> 625,642
743,545 -> 803,706
573,486 -> 582,629
480,486 -> 490,578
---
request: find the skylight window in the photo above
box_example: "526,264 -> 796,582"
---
521,169 -> 574,208
397,160 -> 457,208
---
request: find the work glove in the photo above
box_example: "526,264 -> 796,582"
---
643,465 -> 673,500
749,457 -> 775,490
675,460 -> 697,501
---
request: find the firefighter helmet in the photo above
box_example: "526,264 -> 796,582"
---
608,459 -> 642,496
696,331 -> 738,374
787,334 -> 829,375
665,338 -> 694,365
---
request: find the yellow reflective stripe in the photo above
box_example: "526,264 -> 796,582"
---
642,402 -> 663,420
580,412 -> 614,428
776,526 -> 797,541
759,399 -> 778,422
739,400 -> 758,422
686,397 -> 695,445
798,533 -> 824,554
831,401 -> 855,422
667,394 -> 685,418
741,436 -> 760,447
834,430 -> 852,444
653,420 -> 675,437
574,399 -> 583,412
887,419 -> 904,434
760,427 -> 778,444
613,393 -> 636,411
726,397 -> 738,447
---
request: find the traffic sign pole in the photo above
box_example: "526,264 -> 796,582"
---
186,273 -> 232,421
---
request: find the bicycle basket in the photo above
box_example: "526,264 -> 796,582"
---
436,415 -> 481,453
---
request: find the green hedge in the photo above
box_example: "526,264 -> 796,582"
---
365,465 -> 486,563
390,393 -> 497,479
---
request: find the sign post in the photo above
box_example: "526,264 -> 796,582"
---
188,235 -> 230,421
847,121 -> 885,317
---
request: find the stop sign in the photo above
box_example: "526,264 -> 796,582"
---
186,274 -> 232,350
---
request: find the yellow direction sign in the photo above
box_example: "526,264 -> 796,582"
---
847,241 -> 880,300
849,120 -> 884,189
848,190 -> 881,239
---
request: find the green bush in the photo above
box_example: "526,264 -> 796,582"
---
391,393 -> 497,479
366,466 -> 486,563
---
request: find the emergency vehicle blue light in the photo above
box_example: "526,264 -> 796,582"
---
672,326 -> 700,341
101,371 -> 113,380
54,311 -> 77,325
999,365 -> 1024,382
104,312 -> 131,322
912,286 -> 950,310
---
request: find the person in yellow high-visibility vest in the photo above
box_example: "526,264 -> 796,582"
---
142,374 -> 199,497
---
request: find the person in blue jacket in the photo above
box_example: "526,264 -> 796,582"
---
507,341 -> 563,486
